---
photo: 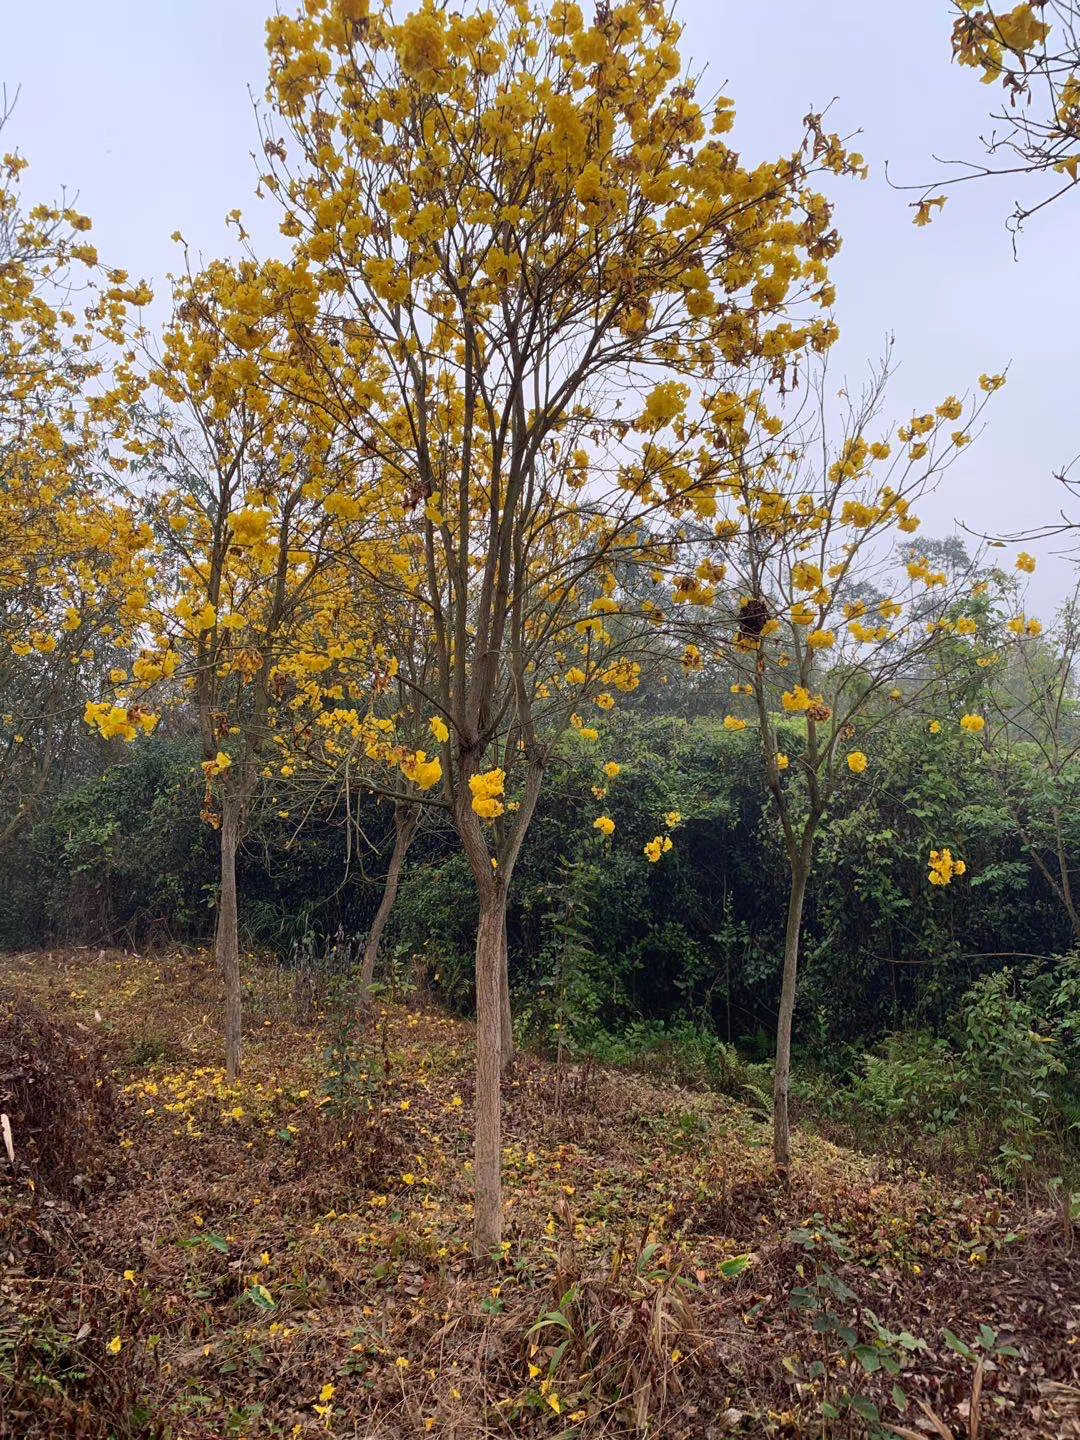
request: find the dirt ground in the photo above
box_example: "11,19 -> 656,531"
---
2,947 -> 1078,1439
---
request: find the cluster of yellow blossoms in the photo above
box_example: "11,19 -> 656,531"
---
780,686 -> 832,723
84,701 -> 158,742
469,769 -> 506,820
401,750 -> 442,791
928,848 -> 967,886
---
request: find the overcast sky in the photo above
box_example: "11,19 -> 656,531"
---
5,0 -> 1077,608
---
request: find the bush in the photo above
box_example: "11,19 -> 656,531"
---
809,960 -> 1080,1180
958,968 -> 1068,1174
583,1019 -> 771,1111
848,1033 -> 960,1128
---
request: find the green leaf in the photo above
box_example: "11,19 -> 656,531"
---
854,1345 -> 882,1373
943,1329 -> 972,1359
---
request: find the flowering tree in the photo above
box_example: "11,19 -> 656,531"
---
87,256 -> 386,1080
677,360 -> 1005,1170
914,2 -> 1079,232
269,573 -> 448,1005
934,562 -> 1080,939
253,0 -> 866,1255
0,123 -> 153,844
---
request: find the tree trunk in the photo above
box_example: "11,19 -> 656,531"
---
217,797 -> 243,1084
359,803 -> 418,1003
499,909 -> 513,1072
473,893 -> 505,1259
1051,807 -> 1080,942
773,857 -> 809,1174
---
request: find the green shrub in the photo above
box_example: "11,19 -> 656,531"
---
811,960 -> 1080,1180
849,1033 -> 960,1128
582,1019 -> 769,1109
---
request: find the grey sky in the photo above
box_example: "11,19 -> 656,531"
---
5,0 -> 1077,608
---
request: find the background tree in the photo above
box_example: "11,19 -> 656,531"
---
0,119 -> 153,845
87,256 -> 384,1079
682,358 -> 1005,1169
276,569 -> 448,1005
951,570 -> 1080,939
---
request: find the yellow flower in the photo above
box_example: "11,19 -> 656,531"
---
430,715 -> 449,743
106,1336 -> 122,1354
846,751 -> 868,774
319,1383 -> 336,1403
929,720 -> 941,734
593,815 -> 615,837
928,847 -> 967,886
723,715 -> 747,731
776,753 -> 790,770
229,507 -> 272,546
395,1355 -> 410,1370
1015,551 -> 1036,574
84,700 -> 138,743
644,835 -> 674,863
960,714 -> 985,733
603,761 -> 621,779
664,811 -> 682,829
806,629 -> 836,650
402,750 -> 442,791
792,560 -> 822,591
641,379 -> 689,429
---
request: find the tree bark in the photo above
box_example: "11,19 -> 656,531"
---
773,856 -> 809,1174
217,796 -> 243,1083
473,892 -> 505,1259
499,909 -> 513,1072
359,803 -> 418,1003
